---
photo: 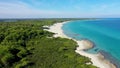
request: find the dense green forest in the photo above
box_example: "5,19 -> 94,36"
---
0,19 -> 97,68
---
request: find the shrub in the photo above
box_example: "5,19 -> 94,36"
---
15,60 -> 31,68
17,49 -> 29,58
1,53 -> 14,65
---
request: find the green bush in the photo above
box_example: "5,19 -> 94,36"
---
1,53 -> 14,65
15,61 -> 31,68
17,49 -> 29,58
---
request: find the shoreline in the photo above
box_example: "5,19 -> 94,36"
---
46,21 -> 116,68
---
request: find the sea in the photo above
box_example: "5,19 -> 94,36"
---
62,18 -> 120,68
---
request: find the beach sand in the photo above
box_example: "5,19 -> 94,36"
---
46,21 -> 116,68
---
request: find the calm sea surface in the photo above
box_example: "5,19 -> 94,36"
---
62,18 -> 120,67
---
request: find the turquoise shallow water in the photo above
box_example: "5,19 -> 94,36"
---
62,19 -> 120,67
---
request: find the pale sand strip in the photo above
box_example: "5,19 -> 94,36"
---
46,21 -> 116,68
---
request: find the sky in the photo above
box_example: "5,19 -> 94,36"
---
0,0 -> 120,18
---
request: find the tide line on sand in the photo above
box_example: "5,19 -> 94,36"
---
46,21 -> 116,68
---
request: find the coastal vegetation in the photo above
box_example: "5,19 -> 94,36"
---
0,19 -> 97,68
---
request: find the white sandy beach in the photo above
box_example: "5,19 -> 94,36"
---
46,21 -> 116,68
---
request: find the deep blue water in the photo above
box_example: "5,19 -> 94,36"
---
62,18 -> 120,67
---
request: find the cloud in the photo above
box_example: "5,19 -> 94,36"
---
0,0 -> 120,18
0,1 -> 65,18
0,0 -> 89,18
